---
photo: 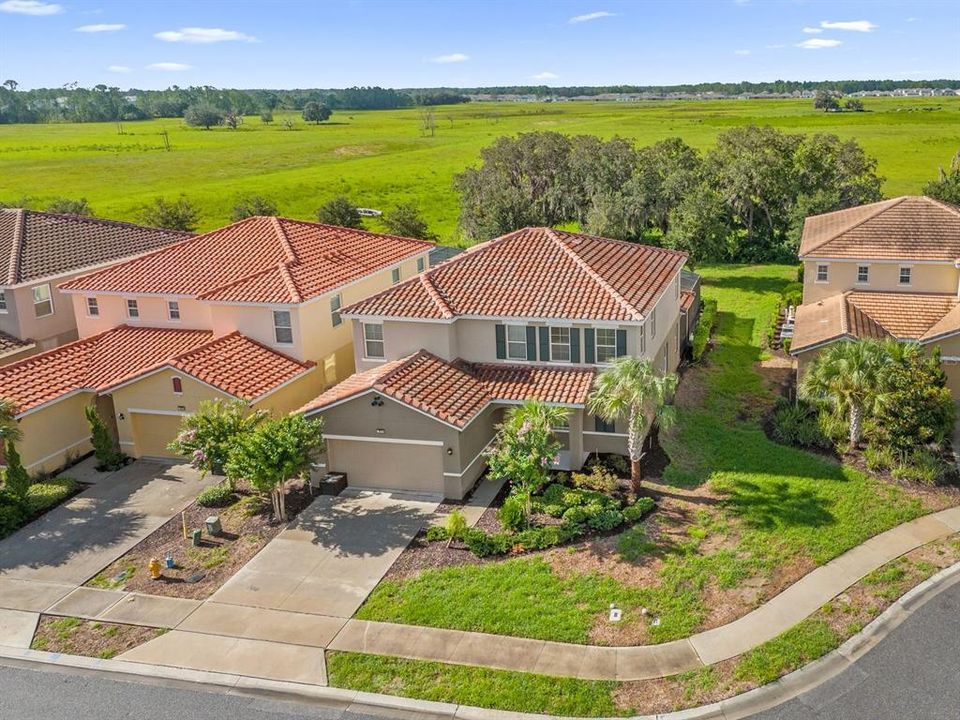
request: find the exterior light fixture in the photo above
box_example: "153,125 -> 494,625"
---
376,428 -> 386,434
446,448 -> 454,456
371,396 -> 384,407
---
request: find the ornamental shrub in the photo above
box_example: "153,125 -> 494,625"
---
587,508 -> 624,532
445,509 -> 467,540
691,298 -> 718,362
425,525 -> 450,542
196,482 -> 235,508
623,496 -> 655,522
571,464 -> 618,493
770,397 -> 831,449
2,440 -> 30,502
497,495 -> 526,531
84,405 -> 126,471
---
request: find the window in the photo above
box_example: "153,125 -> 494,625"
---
816,264 -> 829,283
417,257 -> 425,273
126,299 -> 139,319
330,294 -> 342,327
639,324 -> 646,354
273,310 -> 293,344
33,284 -> 53,318
363,323 -> 384,358
167,300 -> 180,321
650,307 -> 657,339
86,297 -> 99,317
0,291 -> 6,313
172,377 -> 183,394
857,265 -> 869,284
899,266 -> 912,285
550,327 -> 570,362
391,268 -> 401,284
596,328 -> 617,363
595,417 -> 616,433
552,415 -> 569,431
506,325 -> 528,360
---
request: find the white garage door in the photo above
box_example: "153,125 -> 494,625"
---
327,438 -> 444,495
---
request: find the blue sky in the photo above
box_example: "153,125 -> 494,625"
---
0,0 -> 957,90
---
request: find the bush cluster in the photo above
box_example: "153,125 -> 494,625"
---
196,482 -> 236,508
691,299 -> 718,362
770,397 -> 832,449
570,464 -> 619,493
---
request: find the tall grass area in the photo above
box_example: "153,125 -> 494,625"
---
1,97 -> 957,239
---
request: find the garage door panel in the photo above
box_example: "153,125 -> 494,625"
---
131,413 -> 185,459
329,439 -> 443,494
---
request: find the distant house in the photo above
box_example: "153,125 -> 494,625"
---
0,209 -> 188,363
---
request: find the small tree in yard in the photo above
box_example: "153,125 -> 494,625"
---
799,340 -> 887,451
84,405 -> 125,471
383,202 -> 437,240
168,399 -> 267,480
302,101 -> 332,124
46,197 -> 93,216
0,397 -> 21,446
814,90 -> 840,111
260,110 -> 274,124
225,414 -> 324,522
588,357 -> 678,493
2,440 -> 30,503
138,195 -> 200,232
231,194 -> 278,221
316,196 -> 363,229
184,102 -> 224,129
486,400 -> 567,520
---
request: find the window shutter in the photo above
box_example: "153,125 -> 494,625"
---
526,326 -> 537,361
539,326 -> 550,362
570,327 -> 580,363
495,324 -> 506,359
584,328 -> 595,364
616,329 -> 627,357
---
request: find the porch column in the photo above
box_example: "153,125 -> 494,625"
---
568,409 -> 584,471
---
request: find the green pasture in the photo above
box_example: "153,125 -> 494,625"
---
1,97 -> 957,241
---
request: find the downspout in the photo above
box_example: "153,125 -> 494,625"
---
955,259 -> 960,298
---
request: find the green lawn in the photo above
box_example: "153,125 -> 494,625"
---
1,97 -> 957,240
354,264 -> 929,644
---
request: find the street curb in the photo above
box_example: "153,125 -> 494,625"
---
2,560 -> 960,720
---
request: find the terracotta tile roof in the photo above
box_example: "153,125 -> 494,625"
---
680,290 -> 696,312
798,196 -> 960,261
299,350 -> 595,427
342,227 -> 687,322
0,331 -> 34,360
0,209 -> 189,285
59,217 -> 433,304
791,291 -> 960,353
0,325 -> 213,416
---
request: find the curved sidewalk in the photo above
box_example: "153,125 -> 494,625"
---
327,505 -> 960,681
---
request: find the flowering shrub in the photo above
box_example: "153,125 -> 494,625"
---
168,400 -> 266,478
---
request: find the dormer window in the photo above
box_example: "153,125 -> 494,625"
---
86,297 -> 99,317
899,266 -> 912,285
273,310 -> 293,344
167,300 -> 180,321
126,299 -> 139,319
857,265 -> 869,284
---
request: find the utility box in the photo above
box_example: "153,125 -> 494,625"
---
191,529 -> 202,547
205,515 -> 222,536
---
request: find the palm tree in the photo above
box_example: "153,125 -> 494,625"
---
0,397 -> 21,445
587,357 -> 678,492
799,340 -> 888,450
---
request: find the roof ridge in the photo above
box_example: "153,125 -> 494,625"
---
550,227 -> 689,258
803,197 -> 908,256
922,195 -> 960,220
844,292 -> 895,338
280,216 -> 435,249
276,261 -> 303,304
6,208 -> 24,284
272,217 -> 298,264
374,349 -> 439,388
29,209 -> 192,236
545,227 -> 644,321
418,274 -> 454,319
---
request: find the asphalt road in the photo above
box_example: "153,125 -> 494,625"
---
750,575 -> 960,720
0,578 -> 958,720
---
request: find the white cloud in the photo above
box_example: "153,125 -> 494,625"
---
0,0 -> 62,15
733,49 -> 751,56
820,20 -> 877,32
147,62 -> 192,71
75,23 -> 126,33
154,27 -> 257,44
796,38 -> 843,50
568,11 -> 616,24
107,65 -> 131,73
802,27 -> 823,34
430,53 -> 469,63
532,71 -> 559,80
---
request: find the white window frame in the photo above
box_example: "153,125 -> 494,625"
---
167,300 -> 181,321
815,263 -> 829,283
416,257 -> 425,273
650,307 -> 657,339
273,310 -> 293,345
506,324 -> 527,361
899,266 -> 912,286
550,326 -> 571,363
126,299 -> 139,319
363,322 -> 385,359
330,294 -> 342,327
86,297 -> 99,317
595,328 -> 617,364
856,265 -> 869,284
391,268 -> 401,284
0,290 -> 6,313
639,324 -> 646,354
33,283 -> 54,318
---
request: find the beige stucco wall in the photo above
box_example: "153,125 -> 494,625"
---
802,260 -> 959,304
5,282 -> 80,349
16,392 -> 95,474
72,294 -> 210,338
253,369 -> 326,416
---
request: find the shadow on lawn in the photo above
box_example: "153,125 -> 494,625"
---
701,271 -> 796,297
717,478 -> 835,530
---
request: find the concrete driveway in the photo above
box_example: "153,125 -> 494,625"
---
208,489 -> 437,618
0,460 -> 211,587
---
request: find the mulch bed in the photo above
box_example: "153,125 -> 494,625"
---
31,615 -> 164,660
86,480 -> 314,600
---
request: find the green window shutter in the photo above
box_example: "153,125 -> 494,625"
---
539,326 -> 550,362
570,327 -> 581,363
584,328 -> 595,364
526,326 -> 537,361
495,324 -> 506,360
616,329 -> 627,357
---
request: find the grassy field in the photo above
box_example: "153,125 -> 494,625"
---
1,97 -> 957,240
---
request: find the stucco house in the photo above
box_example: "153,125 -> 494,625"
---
791,196 -> 960,394
301,227 -> 696,499
1,216 -> 431,473
0,209 -> 188,364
